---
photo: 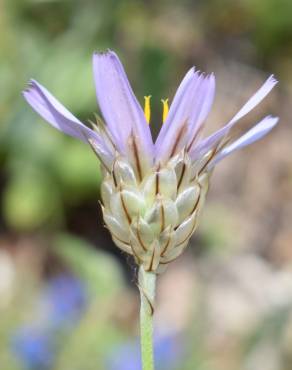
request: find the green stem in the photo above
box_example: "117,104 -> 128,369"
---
139,266 -> 156,370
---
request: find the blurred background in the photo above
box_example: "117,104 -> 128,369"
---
0,0 -> 292,369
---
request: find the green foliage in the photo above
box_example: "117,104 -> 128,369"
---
3,168 -> 62,230
53,233 -> 125,298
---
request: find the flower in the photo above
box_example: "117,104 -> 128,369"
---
23,50 -> 278,273
12,274 -> 87,369
12,328 -> 55,370
41,274 -> 87,328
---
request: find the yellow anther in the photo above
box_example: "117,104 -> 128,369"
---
161,98 -> 169,123
144,95 -> 151,124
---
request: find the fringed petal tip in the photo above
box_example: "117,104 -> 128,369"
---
267,74 -> 278,86
93,48 -> 114,56
23,78 -> 46,93
22,80 -> 37,98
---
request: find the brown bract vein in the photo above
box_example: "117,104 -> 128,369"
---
146,248 -> 156,272
120,192 -> 132,224
130,133 -> 142,182
177,162 -> 186,191
160,232 -> 172,257
160,202 -> 165,232
170,121 -> 188,157
136,220 -> 148,252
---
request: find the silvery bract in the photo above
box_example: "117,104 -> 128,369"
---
23,50 -> 278,273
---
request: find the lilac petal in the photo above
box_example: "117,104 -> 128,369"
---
155,68 -> 215,162
192,75 -> 278,158
186,74 -> 216,149
228,75 -> 277,125
23,80 -> 114,168
93,50 -> 154,159
209,115 -> 279,167
23,80 -> 98,142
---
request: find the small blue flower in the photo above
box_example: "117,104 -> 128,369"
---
12,328 -> 55,370
12,274 -> 87,369
44,275 -> 87,328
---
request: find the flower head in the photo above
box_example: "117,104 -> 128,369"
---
23,50 -> 278,273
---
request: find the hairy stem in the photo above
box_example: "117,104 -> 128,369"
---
139,266 -> 156,370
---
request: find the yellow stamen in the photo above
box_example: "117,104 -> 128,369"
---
144,95 -> 151,124
161,98 -> 169,123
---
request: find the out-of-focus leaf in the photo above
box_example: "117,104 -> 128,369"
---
39,47 -> 96,116
53,233 -> 125,298
53,140 -> 101,202
199,204 -> 240,253
2,169 -> 62,230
